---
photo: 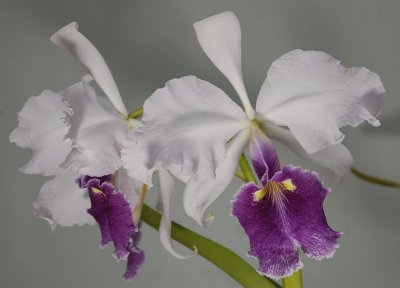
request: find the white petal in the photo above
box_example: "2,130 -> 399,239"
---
122,76 -> 248,185
33,173 -> 95,229
10,89 -> 71,176
194,11 -> 255,118
114,168 -> 140,206
262,122 -> 354,182
51,22 -> 128,116
62,82 -> 128,176
256,50 -> 384,153
183,128 -> 250,227
159,169 -> 194,259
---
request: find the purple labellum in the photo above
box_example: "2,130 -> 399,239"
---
78,175 -> 144,280
231,130 -> 341,279
124,245 -> 145,280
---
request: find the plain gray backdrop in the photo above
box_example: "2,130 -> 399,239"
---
1,0 -> 399,287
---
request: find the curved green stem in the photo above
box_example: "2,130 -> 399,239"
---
282,270 -> 303,288
239,154 -> 257,183
141,204 -> 281,288
351,167 -> 400,189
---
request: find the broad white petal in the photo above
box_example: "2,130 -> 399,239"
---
62,82 -> 128,176
114,168 -> 140,206
256,50 -> 384,153
194,11 -> 255,118
122,76 -> 248,185
159,169 -> 194,259
51,22 -> 127,116
262,122 -> 354,182
10,89 -> 71,176
183,128 -> 250,227
33,173 -> 95,229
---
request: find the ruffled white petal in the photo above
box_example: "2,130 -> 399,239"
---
183,128 -> 250,227
33,173 -> 95,229
51,22 -> 128,116
122,76 -> 248,185
256,50 -> 384,153
10,89 -> 71,176
62,82 -> 128,176
159,169 -> 194,259
262,122 -> 354,182
194,11 -> 255,118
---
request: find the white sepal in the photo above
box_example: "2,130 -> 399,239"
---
51,22 -> 128,116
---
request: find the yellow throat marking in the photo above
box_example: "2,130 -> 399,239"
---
91,187 -> 104,195
253,179 -> 296,202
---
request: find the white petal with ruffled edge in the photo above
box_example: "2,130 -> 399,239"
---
33,173 -> 95,229
159,169 -> 195,259
51,22 -> 127,116
122,76 -> 248,185
262,122 -> 354,181
10,89 -> 71,176
183,128 -> 250,227
194,11 -> 255,118
256,50 -> 384,154
62,82 -> 129,176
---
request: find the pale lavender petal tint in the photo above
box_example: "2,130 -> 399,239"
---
232,129 -> 341,279
79,175 -> 144,280
250,128 -> 280,185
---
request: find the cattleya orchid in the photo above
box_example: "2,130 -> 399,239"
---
9,10 -> 387,286
122,11 -> 384,227
9,22 -> 181,279
232,128 -> 341,278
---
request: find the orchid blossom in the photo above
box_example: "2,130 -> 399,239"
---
9,22 -> 181,279
232,127 -> 341,279
122,11 -> 384,228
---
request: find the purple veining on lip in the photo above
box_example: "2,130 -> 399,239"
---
231,130 -> 341,279
78,175 -> 144,280
249,127 -> 280,186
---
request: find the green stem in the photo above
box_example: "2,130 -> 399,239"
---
237,154 -> 304,288
351,167 -> 400,189
141,204 -> 281,288
282,270 -> 303,288
128,107 -> 144,119
239,154 -> 257,183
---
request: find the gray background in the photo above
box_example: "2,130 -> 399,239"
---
1,0 -> 399,287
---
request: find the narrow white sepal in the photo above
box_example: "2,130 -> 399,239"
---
51,22 -> 128,116
159,169 -> 195,259
194,11 -> 256,119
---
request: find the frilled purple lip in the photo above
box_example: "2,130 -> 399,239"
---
78,175 -> 144,280
231,128 -> 341,279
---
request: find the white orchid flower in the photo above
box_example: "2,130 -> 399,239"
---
10,23 -> 181,260
122,11 -> 384,227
